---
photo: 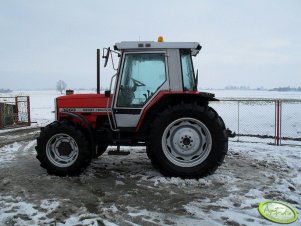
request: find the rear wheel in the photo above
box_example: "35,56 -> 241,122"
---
149,103 -> 228,178
36,121 -> 91,176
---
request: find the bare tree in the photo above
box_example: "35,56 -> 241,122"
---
56,80 -> 67,94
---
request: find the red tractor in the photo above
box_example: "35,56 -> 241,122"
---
36,38 -> 228,178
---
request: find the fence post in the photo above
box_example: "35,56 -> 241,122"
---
27,96 -> 31,126
15,96 -> 19,125
275,100 -> 281,146
279,100 -> 282,145
275,100 -> 276,145
237,100 -> 240,142
0,103 -> 2,128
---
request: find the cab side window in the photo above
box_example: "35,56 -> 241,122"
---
181,52 -> 196,91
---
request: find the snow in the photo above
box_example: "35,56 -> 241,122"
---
0,196 -> 116,226
0,140 -> 36,166
0,196 -> 58,225
0,126 -> 37,135
209,89 -> 301,100
115,180 -> 125,186
0,142 -> 22,164
1,139 -> 300,225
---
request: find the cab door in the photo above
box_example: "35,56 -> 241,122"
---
113,51 -> 168,128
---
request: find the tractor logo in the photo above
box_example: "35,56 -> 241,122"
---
60,108 -> 76,113
59,108 -> 110,113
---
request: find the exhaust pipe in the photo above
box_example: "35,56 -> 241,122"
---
97,49 -> 100,94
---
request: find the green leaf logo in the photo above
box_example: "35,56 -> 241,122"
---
258,200 -> 298,224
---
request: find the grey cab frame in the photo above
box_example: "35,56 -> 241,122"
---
112,50 -> 171,128
110,48 -> 191,128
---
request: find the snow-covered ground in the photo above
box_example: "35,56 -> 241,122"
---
0,139 -> 300,225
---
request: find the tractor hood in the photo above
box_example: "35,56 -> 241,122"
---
56,94 -> 112,110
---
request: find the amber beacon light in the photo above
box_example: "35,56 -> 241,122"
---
157,36 -> 164,42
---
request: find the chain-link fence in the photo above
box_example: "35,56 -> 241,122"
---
210,99 -> 301,146
0,96 -> 31,129
280,100 -> 301,145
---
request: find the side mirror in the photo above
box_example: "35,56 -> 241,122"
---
102,47 -> 110,67
104,90 -> 111,97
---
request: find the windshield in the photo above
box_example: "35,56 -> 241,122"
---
181,52 -> 196,91
116,53 -> 167,107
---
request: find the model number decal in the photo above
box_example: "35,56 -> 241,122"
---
59,108 -> 110,113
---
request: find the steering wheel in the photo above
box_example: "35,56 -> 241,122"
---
131,78 -> 145,87
117,78 -> 147,106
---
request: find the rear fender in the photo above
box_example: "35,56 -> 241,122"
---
137,92 -> 218,133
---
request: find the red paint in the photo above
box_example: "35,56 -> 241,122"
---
57,94 -> 112,108
56,91 -> 201,130
57,94 -> 112,127
135,91 -> 200,131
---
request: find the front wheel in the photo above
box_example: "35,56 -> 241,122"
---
36,121 -> 91,176
149,103 -> 228,178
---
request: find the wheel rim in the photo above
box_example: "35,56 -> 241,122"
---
46,133 -> 79,167
162,117 -> 212,167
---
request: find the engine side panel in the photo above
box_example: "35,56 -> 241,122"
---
56,94 -> 112,128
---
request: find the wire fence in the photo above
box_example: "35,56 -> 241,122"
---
280,100 -> 301,145
211,99 -> 301,146
0,96 -> 31,129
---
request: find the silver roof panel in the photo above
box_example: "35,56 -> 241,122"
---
114,41 -> 202,56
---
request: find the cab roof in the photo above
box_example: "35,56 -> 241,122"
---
114,41 -> 202,56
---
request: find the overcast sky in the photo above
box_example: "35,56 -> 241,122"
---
0,0 -> 300,90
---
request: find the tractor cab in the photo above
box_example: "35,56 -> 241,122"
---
103,38 -> 203,128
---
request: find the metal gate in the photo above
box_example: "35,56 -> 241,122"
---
0,96 -> 31,129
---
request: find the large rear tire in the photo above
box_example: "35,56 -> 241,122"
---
36,121 -> 91,176
149,103 -> 228,178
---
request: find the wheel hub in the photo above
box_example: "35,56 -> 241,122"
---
46,133 -> 79,167
182,137 -> 191,146
172,126 -> 201,154
162,118 -> 212,167
57,141 -> 72,156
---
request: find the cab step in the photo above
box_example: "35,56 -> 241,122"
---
108,150 -> 130,155
107,145 -> 130,155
